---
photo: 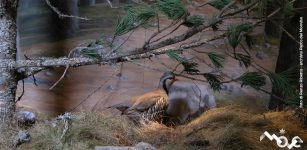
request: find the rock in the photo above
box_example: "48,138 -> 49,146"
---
95,146 -> 132,150
16,111 -> 37,126
95,142 -> 156,150
14,130 -> 30,146
135,142 -> 157,150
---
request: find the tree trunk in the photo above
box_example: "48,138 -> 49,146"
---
269,0 -> 307,109
0,1 -> 18,129
264,0 -> 282,38
51,0 -> 79,39
79,0 -> 96,6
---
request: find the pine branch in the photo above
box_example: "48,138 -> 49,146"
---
235,53 -> 251,68
156,0 -> 187,20
114,4 -> 156,36
45,0 -> 89,20
203,73 -> 223,91
207,52 -> 225,69
227,22 -> 254,49
237,72 -> 266,90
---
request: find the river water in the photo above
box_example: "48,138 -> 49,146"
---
16,1 -> 163,115
16,0 -> 276,116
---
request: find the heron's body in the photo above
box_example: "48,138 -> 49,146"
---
110,72 -> 216,125
166,81 -> 216,123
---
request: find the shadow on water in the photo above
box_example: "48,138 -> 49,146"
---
16,0 -> 274,116
17,0 -> 130,115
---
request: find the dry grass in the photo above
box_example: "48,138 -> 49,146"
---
17,113 -> 140,150
16,104 -> 307,150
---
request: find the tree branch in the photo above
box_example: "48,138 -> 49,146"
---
45,0 -> 89,20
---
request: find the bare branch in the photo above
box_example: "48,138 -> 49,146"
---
49,65 -> 69,90
218,0 -> 238,17
17,67 -> 46,80
106,0 -> 118,8
45,0 -> 90,20
222,0 -> 260,17
15,80 -> 24,103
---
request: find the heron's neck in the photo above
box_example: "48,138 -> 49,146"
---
162,79 -> 169,95
162,78 -> 176,95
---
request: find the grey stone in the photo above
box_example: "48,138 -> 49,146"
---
14,130 -> 30,146
95,142 -> 156,150
135,142 -> 156,150
16,111 -> 37,126
95,146 -> 133,150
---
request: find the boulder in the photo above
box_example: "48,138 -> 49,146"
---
16,111 -> 37,126
95,142 -> 156,150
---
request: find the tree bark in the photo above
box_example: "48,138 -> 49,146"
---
50,0 -> 79,38
0,1 -> 18,129
269,0 -> 307,109
264,0 -> 282,38
79,0 -> 96,6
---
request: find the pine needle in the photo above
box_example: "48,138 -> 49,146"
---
114,5 -> 156,36
227,23 -> 253,49
238,72 -> 266,90
156,0 -> 187,20
209,0 -> 232,10
167,50 -> 199,73
235,53 -> 251,68
80,49 -> 101,60
203,73 -> 223,91
183,15 -> 205,27
207,52 -> 225,68
268,68 -> 297,97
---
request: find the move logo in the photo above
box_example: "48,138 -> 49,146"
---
260,129 -> 303,149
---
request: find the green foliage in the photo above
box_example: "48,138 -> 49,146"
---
80,48 -> 101,60
203,73 -> 223,91
238,72 -> 266,90
183,15 -> 204,27
167,50 -> 182,61
241,0 -> 253,4
281,0 -> 294,17
114,5 -> 156,36
167,50 -> 199,73
156,0 -> 187,20
207,52 -> 225,68
245,34 -> 256,49
235,53 -> 251,68
284,93 -> 307,107
268,68 -> 297,97
261,0 -> 294,18
209,0 -> 232,10
182,61 -> 199,73
227,23 -> 254,49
